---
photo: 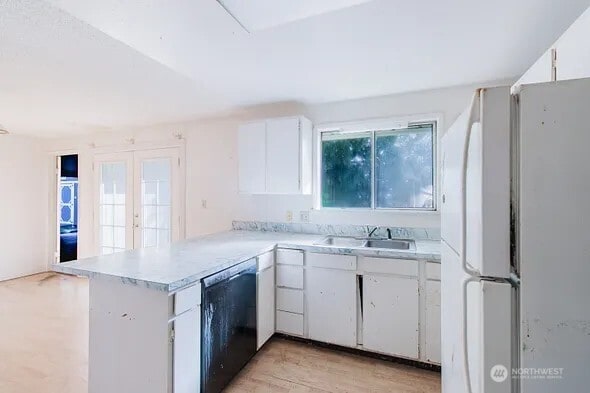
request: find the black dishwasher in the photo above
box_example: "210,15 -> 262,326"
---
201,259 -> 257,393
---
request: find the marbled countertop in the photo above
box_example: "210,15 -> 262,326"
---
53,230 -> 441,292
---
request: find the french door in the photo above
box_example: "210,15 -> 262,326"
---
94,148 -> 183,255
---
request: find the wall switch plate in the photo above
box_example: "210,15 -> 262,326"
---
286,211 -> 293,222
300,211 -> 310,223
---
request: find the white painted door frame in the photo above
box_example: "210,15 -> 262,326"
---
92,146 -> 185,255
48,150 -> 80,267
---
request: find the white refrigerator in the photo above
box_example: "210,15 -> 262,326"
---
441,80 -> 590,393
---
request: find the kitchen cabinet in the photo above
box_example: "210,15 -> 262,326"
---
238,121 -> 266,193
274,251 -> 440,365
172,285 -> 201,392
257,252 -> 275,349
275,249 -> 305,337
423,280 -> 441,364
362,273 -> 419,359
307,265 -> 357,347
266,117 -> 302,194
86,277 -> 203,393
173,307 -> 201,393
422,261 -> 441,364
276,265 -> 304,289
238,116 -> 312,195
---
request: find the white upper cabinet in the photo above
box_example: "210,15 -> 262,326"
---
266,117 -> 302,194
238,121 -> 266,193
238,116 -> 312,195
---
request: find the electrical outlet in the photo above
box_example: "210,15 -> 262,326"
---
286,210 -> 293,222
201,199 -> 207,209
300,211 -> 310,223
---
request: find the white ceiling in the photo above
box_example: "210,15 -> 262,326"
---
216,0 -> 374,32
1,0 -> 589,136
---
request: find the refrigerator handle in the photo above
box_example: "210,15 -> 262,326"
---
459,90 -> 483,393
461,276 -> 479,393
460,90 -> 482,278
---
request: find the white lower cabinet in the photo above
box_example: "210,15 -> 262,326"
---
307,266 -> 357,347
276,310 -> 304,336
273,251 -> 441,365
257,264 -> 275,349
362,274 -> 419,359
423,279 -> 441,363
275,249 -> 305,336
173,307 -> 201,393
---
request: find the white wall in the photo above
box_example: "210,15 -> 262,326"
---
515,5 -> 590,87
0,135 -> 49,281
45,81 -> 513,264
45,122 -> 240,259
235,82 -> 511,229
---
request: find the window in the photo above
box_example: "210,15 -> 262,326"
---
320,122 -> 435,210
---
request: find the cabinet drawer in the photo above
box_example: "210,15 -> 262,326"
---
306,253 -> 356,270
359,257 -> 418,277
276,288 -> 304,314
426,262 -> 441,280
276,249 -> 304,266
276,265 -> 304,289
257,251 -> 274,271
174,284 -> 201,315
276,311 -> 304,336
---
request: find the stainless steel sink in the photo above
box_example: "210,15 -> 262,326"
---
364,239 -> 415,250
316,236 -> 367,248
316,236 -> 415,250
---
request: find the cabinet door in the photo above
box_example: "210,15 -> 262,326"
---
265,117 -> 300,194
238,121 -> 266,193
257,266 -> 275,349
363,274 -> 419,359
424,280 -> 441,363
173,307 -> 200,393
307,267 -> 357,347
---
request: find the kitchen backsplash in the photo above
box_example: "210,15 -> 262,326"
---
232,220 -> 441,241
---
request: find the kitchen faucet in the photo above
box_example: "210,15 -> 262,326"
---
367,226 -> 379,237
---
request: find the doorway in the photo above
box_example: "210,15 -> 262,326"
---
57,154 -> 79,262
93,148 -> 183,255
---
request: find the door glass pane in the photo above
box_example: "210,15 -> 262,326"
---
141,158 -> 171,248
98,162 -> 127,255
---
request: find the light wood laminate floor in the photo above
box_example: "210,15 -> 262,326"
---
0,273 -> 440,393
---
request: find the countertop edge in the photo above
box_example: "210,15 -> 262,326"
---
52,233 -> 440,293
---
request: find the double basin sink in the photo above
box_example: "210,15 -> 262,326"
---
316,236 -> 415,251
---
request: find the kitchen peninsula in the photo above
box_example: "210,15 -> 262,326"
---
54,228 -> 441,393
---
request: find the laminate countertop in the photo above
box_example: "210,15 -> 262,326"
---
53,230 -> 441,292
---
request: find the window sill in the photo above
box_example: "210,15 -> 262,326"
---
313,207 -> 439,215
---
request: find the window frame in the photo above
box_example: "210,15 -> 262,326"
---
315,116 -> 439,212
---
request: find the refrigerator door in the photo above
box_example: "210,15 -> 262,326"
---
442,241 -> 513,393
441,87 -> 511,278
518,79 -> 590,392
441,106 -> 470,256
